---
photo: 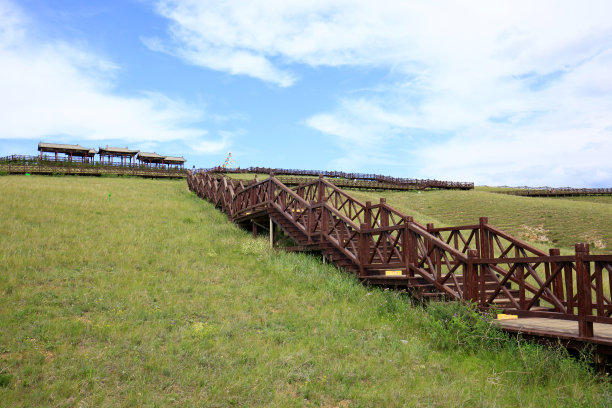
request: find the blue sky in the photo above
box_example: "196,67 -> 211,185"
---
1,0 -> 611,186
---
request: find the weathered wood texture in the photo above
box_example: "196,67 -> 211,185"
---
188,171 -> 612,347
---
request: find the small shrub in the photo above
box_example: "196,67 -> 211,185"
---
424,301 -> 507,353
0,373 -> 12,388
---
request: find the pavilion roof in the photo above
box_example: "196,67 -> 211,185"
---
99,146 -> 140,156
38,142 -> 95,155
163,156 -> 187,164
138,152 -> 164,160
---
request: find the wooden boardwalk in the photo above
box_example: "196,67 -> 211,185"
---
498,188 -> 612,197
188,171 -> 612,356
206,166 -> 474,190
0,163 -> 186,178
497,317 -> 612,347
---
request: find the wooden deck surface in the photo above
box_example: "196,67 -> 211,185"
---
496,317 -> 612,346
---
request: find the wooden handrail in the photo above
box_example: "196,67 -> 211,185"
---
188,170 -> 612,339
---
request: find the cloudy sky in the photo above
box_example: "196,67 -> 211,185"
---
1,0 -> 611,186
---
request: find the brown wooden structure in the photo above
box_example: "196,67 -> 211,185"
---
137,152 -> 165,167
188,171 -> 612,356
499,188 -> 612,197
38,142 -> 96,162
274,175 -> 448,191
0,155 -> 186,178
99,146 -> 139,166
205,166 -> 474,190
163,156 -> 187,169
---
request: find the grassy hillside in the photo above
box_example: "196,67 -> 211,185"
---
349,188 -> 611,254
1,175 -> 610,407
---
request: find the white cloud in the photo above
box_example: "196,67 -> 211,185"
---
191,130 -> 232,154
0,0 -> 226,155
149,0 -> 612,185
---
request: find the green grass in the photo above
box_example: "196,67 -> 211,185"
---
348,188 -> 612,254
1,175 -> 611,407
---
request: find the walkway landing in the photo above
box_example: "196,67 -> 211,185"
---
496,317 -> 612,347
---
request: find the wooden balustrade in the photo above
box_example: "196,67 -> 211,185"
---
188,170 -> 612,341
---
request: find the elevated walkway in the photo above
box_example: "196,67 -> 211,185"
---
188,171 -> 612,354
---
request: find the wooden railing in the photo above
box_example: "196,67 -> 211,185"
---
203,165 -> 474,190
187,171 -> 612,340
0,155 -> 187,177
498,188 -> 612,197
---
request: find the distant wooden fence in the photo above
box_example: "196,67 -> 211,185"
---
0,155 -> 187,178
274,176 -> 439,191
188,171 -> 612,348
498,188 -> 612,197
204,166 -> 474,190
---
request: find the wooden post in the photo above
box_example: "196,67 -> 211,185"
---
379,198 -> 388,226
576,243 -> 594,338
269,218 -> 275,248
321,197 -> 328,238
479,217 -> 488,258
307,200 -> 314,243
466,249 -> 478,303
365,201 -> 372,228
359,223 -> 368,277
549,248 -> 563,304
267,175 -> 274,204
515,244 -> 526,310
426,223 -> 437,278
252,221 -> 257,238
317,175 -> 324,203
405,216 -> 416,277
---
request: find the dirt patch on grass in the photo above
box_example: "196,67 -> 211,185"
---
323,400 -> 352,408
44,351 -> 55,363
581,232 -> 606,249
519,224 -> 551,243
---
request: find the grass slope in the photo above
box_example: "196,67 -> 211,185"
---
0,175 -> 610,407
349,188 -> 612,254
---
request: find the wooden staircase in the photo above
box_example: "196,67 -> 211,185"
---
187,171 -> 606,316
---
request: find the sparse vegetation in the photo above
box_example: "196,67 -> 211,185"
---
1,175 -> 611,406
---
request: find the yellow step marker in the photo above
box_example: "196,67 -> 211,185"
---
497,314 -> 518,320
385,270 -> 403,276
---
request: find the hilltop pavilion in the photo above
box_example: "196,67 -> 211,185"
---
98,146 -> 139,166
38,142 -> 96,162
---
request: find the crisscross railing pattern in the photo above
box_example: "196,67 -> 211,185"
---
187,171 -> 612,341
